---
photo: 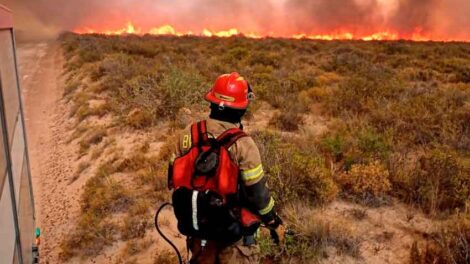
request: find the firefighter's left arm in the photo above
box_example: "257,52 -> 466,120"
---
236,136 -> 279,224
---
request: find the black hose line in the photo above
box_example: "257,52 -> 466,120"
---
155,203 -> 183,264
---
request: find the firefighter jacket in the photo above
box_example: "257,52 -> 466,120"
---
171,118 -> 275,222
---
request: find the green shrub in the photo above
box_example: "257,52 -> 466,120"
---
253,130 -> 338,205
356,127 -> 391,161
156,68 -> 208,119
409,146 -> 470,214
327,74 -> 403,115
321,133 -> 346,161
371,86 -> 468,147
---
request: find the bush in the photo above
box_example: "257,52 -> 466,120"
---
298,86 -> 332,107
268,110 -> 304,131
408,146 -> 470,214
60,160 -> 133,259
337,160 -> 391,199
248,50 -> 281,67
64,79 -> 81,95
121,213 -> 149,240
253,130 -> 338,205
59,33 -> 470,260
356,127 -> 391,161
411,216 -> 470,264
121,74 -> 160,111
60,219 -> 119,259
81,173 -> 131,218
370,86 -> 468,147
156,68 -> 208,119
126,108 -> 154,129
78,127 -> 107,155
321,133 -> 346,161
327,74 -> 403,116
262,204 -> 360,262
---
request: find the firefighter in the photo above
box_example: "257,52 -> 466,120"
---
169,72 -> 285,264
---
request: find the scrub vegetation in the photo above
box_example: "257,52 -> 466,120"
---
59,32 -> 470,263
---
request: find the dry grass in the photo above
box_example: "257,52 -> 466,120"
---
78,127 -> 107,155
59,33 -> 470,262
261,203 -> 361,262
122,238 -> 154,257
153,251 -> 178,264
60,160 -> 131,259
60,219 -> 119,259
69,161 -> 90,183
411,216 -> 470,264
120,199 -> 151,240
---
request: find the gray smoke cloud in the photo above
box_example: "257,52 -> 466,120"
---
389,0 -> 437,33
285,0 -> 382,33
1,0 -> 469,41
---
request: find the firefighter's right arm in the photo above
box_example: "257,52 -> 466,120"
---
236,137 -> 280,224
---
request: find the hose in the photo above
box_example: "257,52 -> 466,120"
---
155,203 -> 183,264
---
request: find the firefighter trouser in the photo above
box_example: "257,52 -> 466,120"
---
188,237 -> 260,264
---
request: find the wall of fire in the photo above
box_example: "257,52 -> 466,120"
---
0,5 -> 36,264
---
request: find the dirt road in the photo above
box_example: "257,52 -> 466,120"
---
17,41 -> 187,264
18,41 -> 79,263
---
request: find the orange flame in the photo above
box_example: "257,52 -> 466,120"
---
74,22 -> 439,41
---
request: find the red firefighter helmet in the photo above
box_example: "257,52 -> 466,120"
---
205,72 -> 253,109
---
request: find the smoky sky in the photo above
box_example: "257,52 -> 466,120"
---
2,0 -> 470,40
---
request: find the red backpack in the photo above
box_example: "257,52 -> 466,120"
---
168,120 -> 259,242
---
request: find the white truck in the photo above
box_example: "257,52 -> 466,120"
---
0,4 -> 38,264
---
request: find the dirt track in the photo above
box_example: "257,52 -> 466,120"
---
17,41 -> 185,264
18,41 -> 79,263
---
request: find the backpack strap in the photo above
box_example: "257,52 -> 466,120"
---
199,120 -> 209,143
191,120 -> 210,147
190,123 -> 199,146
216,128 -> 247,149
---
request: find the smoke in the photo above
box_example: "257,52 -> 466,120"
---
1,0 -> 469,40
284,0 -> 469,39
389,0 -> 437,33
284,0 -> 383,34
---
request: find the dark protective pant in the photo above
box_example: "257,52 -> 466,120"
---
189,238 -> 260,264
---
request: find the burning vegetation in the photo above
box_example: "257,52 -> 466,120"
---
6,0 -> 470,42
57,32 -> 470,263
